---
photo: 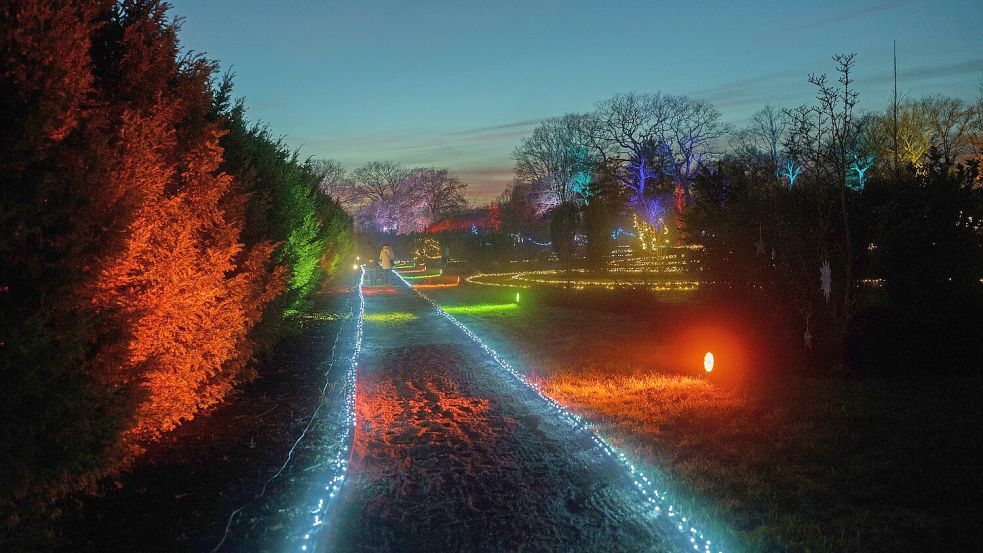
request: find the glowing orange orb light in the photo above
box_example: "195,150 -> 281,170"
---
703,351 -> 714,373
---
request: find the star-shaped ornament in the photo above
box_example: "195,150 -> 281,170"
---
755,225 -> 766,256
820,260 -> 832,301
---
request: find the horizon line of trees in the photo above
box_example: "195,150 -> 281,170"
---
498,54 -> 983,373
0,1 -> 352,543
506,92 -> 730,223
506,68 -> 982,223
318,159 -> 470,234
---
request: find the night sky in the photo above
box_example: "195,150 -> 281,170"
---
170,0 -> 983,201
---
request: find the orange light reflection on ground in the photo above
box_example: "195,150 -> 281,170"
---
352,365 -> 494,483
363,287 -> 399,295
413,277 -> 461,289
413,283 -> 460,289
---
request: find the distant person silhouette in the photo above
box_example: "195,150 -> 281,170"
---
378,244 -> 395,285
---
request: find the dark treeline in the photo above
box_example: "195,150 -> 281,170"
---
493,54 -> 983,374
688,57 -> 983,374
0,0 -> 352,544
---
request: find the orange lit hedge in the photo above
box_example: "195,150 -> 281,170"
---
0,0 -> 349,530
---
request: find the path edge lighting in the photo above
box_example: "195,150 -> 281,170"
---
292,267 -> 365,552
393,270 -> 727,553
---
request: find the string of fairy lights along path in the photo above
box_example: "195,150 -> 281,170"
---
395,268 -> 728,553
293,267 -> 365,553
209,275 -> 360,553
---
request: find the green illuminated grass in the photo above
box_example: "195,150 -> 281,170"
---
364,312 -> 418,325
442,303 -> 518,315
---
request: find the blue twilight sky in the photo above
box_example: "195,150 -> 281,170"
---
170,0 -> 983,201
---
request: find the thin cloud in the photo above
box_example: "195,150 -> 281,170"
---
864,57 -> 983,86
445,119 -> 545,145
686,64 -> 815,111
711,90 -> 812,110
457,166 -> 513,181
463,127 -> 541,143
450,118 -> 544,136
789,0 -> 910,32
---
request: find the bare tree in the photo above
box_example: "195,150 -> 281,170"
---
586,92 -> 726,209
406,167 -> 467,222
348,161 -> 412,232
866,95 -> 971,172
735,105 -> 788,180
351,161 -> 410,203
513,114 -> 595,213
783,103 -> 829,192
922,95 -> 972,166
342,162 -> 469,233
667,96 -> 729,183
867,99 -> 928,172
312,159 -> 359,208
808,53 -> 864,337
971,82 -> 983,158
587,93 -> 674,196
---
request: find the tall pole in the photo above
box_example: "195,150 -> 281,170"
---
893,40 -> 900,181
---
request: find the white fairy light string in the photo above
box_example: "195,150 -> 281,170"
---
210,274 -> 359,553
395,270 -> 727,553
465,245 -> 703,291
466,270 -> 701,292
292,267 -> 365,552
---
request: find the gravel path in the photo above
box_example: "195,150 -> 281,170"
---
320,282 -> 682,553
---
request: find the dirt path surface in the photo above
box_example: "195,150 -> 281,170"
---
322,283 -> 680,553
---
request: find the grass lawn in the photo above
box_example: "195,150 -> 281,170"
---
418,283 -> 981,553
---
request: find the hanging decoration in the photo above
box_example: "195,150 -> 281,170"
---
820,260 -> 832,301
803,312 -> 813,349
754,224 -> 766,256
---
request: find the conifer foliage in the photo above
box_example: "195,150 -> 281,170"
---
0,0 -> 352,533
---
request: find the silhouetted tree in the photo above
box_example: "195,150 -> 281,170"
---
550,202 -> 580,270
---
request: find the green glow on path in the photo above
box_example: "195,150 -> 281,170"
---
443,303 -> 519,315
364,312 -> 418,324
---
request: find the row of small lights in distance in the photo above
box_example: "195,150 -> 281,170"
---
465,270 -> 701,291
